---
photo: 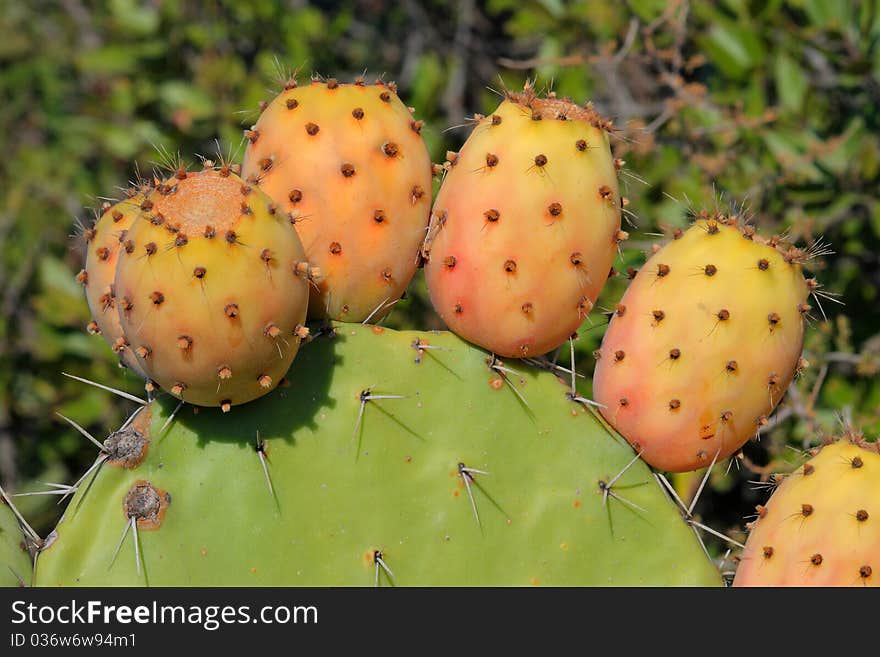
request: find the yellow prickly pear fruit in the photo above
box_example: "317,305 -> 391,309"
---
593,215 -> 812,472
113,166 -> 314,410
734,436 -> 879,587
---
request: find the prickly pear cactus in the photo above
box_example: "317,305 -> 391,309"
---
241,77 -> 433,323
424,85 -> 622,358
35,324 -> 720,586
78,190 -> 150,379
113,166 -> 314,410
734,436 -> 879,587
593,216 -> 810,472
1,497 -> 32,587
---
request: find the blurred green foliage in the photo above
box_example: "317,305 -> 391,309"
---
0,0 -> 878,555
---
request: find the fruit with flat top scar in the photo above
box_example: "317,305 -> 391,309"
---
424,83 -> 621,358
242,77 -> 433,322
113,167 -> 314,409
734,436 -> 879,586
593,216 -> 811,472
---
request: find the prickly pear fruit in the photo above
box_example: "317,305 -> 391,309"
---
424,85 -> 622,358
241,77 -> 433,322
593,216 -> 810,472
35,323 -> 720,586
113,167 -> 313,409
1,497 -> 32,587
734,436 -> 879,587
78,191 -> 150,379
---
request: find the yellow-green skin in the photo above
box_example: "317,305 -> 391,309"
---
80,193 -> 150,379
1,499 -> 31,587
594,219 -> 809,472
114,169 -> 310,408
425,93 -> 621,358
734,439 -> 879,587
242,80 -> 433,322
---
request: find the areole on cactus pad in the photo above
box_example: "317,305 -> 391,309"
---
241,77 -> 433,323
593,215 -> 812,472
112,166 -> 316,411
424,85 -> 623,359
34,324 -> 721,586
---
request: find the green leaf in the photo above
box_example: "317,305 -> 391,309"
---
701,21 -> 765,79
158,81 -> 216,121
774,54 -> 808,111
110,0 -> 160,36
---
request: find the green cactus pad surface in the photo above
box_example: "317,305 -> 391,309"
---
35,323 -> 721,586
1,498 -> 32,587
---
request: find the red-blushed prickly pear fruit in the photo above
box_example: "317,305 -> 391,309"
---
241,77 -> 433,322
593,216 -> 811,472
424,86 -> 621,358
113,167 -> 314,410
79,190 -> 151,379
734,436 -> 879,587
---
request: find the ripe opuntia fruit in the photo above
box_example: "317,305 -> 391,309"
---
734,436 -> 879,587
424,85 -> 622,358
593,215 -> 811,472
113,166 -> 314,410
241,77 -> 433,322
78,190 -> 150,379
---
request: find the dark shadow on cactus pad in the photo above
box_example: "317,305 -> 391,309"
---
169,329 -> 340,448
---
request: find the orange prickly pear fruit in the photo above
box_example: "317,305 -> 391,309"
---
424,84 -> 622,358
242,77 -> 433,323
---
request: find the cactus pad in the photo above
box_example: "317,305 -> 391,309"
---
35,324 -> 720,586
1,497 -> 32,587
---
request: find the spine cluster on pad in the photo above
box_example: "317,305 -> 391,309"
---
0,496 -> 32,587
